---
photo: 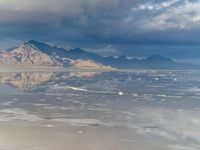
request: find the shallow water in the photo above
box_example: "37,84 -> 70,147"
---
0,70 -> 200,150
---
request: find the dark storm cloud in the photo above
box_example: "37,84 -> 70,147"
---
1,0 -> 200,58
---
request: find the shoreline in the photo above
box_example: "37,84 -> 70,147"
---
0,66 -> 114,73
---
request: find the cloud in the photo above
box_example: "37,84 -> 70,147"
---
132,0 -> 200,31
136,0 -> 180,11
0,0 -> 136,40
0,0 -> 200,58
1,0 -> 199,39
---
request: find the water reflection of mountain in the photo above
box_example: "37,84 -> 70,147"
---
0,71 -> 99,90
0,70 -> 178,92
0,72 -> 54,89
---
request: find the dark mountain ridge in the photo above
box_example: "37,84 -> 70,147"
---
1,40 -> 199,70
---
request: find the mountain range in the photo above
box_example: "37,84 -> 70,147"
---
0,40 -> 199,70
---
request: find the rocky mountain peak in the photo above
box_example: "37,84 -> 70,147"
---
0,41 -> 111,69
0,42 -> 63,67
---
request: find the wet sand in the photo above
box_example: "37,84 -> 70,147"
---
0,121 -> 164,150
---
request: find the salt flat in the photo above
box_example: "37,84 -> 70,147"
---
0,70 -> 200,150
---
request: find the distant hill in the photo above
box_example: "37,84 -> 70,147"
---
0,40 -> 199,70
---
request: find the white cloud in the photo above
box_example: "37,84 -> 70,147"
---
136,0 -> 180,11
0,0 -> 200,47
132,0 -> 200,31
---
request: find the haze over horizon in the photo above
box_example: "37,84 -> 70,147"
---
0,0 -> 200,62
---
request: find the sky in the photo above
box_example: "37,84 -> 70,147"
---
0,0 -> 200,61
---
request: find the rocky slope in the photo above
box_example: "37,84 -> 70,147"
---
0,41 -> 111,69
0,40 -> 199,70
0,42 -> 63,67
